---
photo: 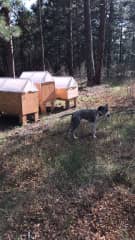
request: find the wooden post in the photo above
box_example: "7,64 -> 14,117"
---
34,112 -> 39,122
20,115 -> 27,125
51,101 -> 55,112
65,100 -> 70,109
73,98 -> 77,107
40,103 -> 46,113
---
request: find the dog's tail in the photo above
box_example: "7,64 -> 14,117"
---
60,112 -> 73,118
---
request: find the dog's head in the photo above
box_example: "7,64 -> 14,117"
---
97,104 -> 110,118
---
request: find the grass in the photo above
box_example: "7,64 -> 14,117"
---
0,136 -> 5,145
0,84 -> 135,239
1,109 -> 134,191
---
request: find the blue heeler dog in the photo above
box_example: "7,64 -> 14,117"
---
61,104 -> 110,139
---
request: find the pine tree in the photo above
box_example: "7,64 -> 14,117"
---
0,0 -> 21,77
84,0 -> 95,86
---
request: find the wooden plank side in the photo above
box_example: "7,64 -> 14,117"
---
21,92 -> 39,115
67,87 -> 79,99
0,92 -> 22,115
35,83 -> 42,102
41,82 -> 56,103
55,87 -> 78,100
35,82 -> 55,104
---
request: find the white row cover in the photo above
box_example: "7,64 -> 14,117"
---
0,78 -> 38,93
20,71 -> 78,89
53,77 -> 78,89
20,71 -> 53,83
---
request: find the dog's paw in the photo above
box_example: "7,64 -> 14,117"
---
73,134 -> 78,140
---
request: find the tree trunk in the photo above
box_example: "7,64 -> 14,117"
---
10,35 -> 15,78
106,0 -> 114,77
119,24 -> 123,64
84,0 -> 95,86
75,0 -> 81,72
69,0 -> 73,75
95,0 -> 107,85
39,0 -> 45,71
1,7 -> 14,77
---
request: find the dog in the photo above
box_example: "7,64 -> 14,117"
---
61,104 -> 110,139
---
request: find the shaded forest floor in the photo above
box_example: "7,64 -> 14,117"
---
0,81 -> 135,239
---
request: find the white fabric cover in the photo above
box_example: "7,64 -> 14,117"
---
0,78 -> 38,93
20,72 -> 78,89
20,71 -> 54,83
53,77 -> 78,89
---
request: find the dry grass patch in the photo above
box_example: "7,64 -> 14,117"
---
0,83 -> 135,239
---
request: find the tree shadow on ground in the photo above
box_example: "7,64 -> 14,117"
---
0,103 -> 135,239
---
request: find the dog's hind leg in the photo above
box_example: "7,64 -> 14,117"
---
66,125 -> 72,138
66,123 -> 78,139
70,116 -> 80,139
68,125 -> 78,139
72,130 -> 78,140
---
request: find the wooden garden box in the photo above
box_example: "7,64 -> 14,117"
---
35,81 -> 55,112
0,78 -> 39,125
53,76 -> 78,108
20,71 -> 56,113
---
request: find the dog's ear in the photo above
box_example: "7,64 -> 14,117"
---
105,104 -> 108,108
97,106 -> 103,111
97,106 -> 104,116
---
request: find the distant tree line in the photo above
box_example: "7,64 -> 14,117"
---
0,0 -> 135,85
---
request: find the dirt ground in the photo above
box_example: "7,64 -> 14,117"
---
0,83 -> 135,240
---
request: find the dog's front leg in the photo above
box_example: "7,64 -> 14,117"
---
91,122 -> 97,139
